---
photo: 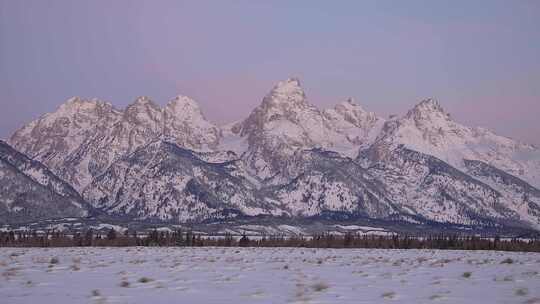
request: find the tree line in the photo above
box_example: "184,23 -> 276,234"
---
1,229 -> 539,252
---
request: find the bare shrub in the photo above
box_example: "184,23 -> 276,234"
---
515,288 -> 528,296
503,275 -> 514,282
312,282 -> 329,292
138,277 -> 153,283
382,291 -> 396,299
500,258 -> 514,264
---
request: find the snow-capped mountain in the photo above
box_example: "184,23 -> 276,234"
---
232,78 -> 385,182
5,78 -> 540,231
0,140 -> 91,224
365,98 -> 540,188
9,96 -> 221,191
358,99 -> 540,228
9,97 -> 123,191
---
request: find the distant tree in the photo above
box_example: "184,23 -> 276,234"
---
224,233 -> 233,247
131,230 -> 140,246
344,233 -> 353,247
175,230 -> 184,246
73,232 -> 83,246
107,228 -> 117,241
239,234 -> 250,247
84,229 -> 94,246
147,229 -> 159,246
185,230 -> 193,246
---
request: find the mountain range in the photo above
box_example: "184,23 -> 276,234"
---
2,78 -> 540,233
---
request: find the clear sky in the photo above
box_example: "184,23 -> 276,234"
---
1,1 -> 539,145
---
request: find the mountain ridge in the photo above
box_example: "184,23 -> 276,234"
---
4,78 -> 540,230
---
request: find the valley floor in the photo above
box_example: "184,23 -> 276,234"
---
1,247 -> 540,304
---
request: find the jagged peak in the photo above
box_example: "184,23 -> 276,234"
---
334,97 -> 366,111
412,98 -> 444,112
420,97 -> 441,106
66,96 -> 83,104
164,96 -> 220,130
249,78 -> 313,124
63,96 -> 103,105
344,97 -> 356,105
125,96 -> 161,114
57,96 -> 112,113
265,77 -> 306,102
329,97 -> 382,123
165,95 -> 202,114
131,96 -> 157,106
122,96 -> 162,125
406,98 -> 449,120
275,77 -> 302,90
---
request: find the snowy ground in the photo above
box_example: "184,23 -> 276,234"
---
1,248 -> 540,304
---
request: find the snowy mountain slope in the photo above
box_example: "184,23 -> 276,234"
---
0,140 -> 90,224
359,145 -> 523,227
464,159 -> 540,228
9,96 -> 222,191
267,149 -> 402,218
80,141 -> 409,224
82,140 -> 282,222
366,98 -> 540,188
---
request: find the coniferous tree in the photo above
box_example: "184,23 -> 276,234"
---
239,234 -> 250,247
107,228 -> 117,241
84,229 -> 94,246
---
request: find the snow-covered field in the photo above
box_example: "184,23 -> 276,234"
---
1,248 -> 540,304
